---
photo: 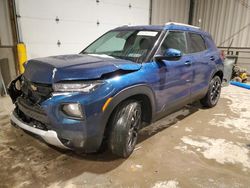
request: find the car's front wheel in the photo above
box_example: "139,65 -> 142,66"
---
200,75 -> 222,108
108,100 -> 142,158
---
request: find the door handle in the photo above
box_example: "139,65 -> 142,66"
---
184,61 -> 192,66
210,56 -> 215,61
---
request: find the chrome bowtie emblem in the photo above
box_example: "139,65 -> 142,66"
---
30,84 -> 37,91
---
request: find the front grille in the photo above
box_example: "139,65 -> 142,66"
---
15,96 -> 51,131
16,97 -> 50,125
21,76 -> 53,104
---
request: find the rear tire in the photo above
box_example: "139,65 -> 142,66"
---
108,100 -> 142,158
200,76 -> 222,108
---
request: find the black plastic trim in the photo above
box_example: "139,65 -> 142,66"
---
16,97 -> 49,124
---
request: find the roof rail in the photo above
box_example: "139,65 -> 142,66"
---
165,22 -> 200,29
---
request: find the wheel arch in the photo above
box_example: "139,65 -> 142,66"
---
213,70 -> 223,81
104,85 -> 156,124
101,84 -> 156,143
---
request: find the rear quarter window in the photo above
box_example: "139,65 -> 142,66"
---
188,33 -> 207,53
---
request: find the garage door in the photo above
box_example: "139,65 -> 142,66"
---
15,0 -> 150,59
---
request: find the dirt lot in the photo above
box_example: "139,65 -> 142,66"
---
0,85 -> 249,188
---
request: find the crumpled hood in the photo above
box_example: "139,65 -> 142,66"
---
23,54 -> 141,84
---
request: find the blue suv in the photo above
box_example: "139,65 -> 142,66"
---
8,23 -> 223,158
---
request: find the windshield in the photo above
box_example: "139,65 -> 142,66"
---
82,30 -> 161,63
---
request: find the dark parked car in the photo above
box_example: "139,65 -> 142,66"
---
8,22 -> 223,158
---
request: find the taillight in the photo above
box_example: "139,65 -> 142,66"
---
220,50 -> 225,61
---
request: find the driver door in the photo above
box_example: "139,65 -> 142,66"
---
153,31 -> 193,114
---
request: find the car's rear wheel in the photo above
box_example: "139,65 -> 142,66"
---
200,75 -> 222,108
108,100 -> 142,158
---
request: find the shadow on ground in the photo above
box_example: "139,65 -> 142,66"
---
137,102 -> 201,143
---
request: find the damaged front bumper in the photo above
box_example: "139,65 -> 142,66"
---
7,75 -> 112,152
8,75 -> 70,149
10,112 -> 69,149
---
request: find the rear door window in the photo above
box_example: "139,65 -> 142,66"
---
188,33 -> 207,53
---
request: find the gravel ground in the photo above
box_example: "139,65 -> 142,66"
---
0,85 -> 249,188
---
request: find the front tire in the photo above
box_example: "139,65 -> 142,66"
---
108,100 -> 142,158
200,76 -> 222,108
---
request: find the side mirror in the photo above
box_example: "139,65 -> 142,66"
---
154,48 -> 182,61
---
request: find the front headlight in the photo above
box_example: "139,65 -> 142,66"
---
53,81 -> 104,92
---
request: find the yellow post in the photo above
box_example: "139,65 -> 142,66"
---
17,43 -> 27,74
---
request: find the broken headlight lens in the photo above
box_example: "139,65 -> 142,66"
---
53,81 -> 104,92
